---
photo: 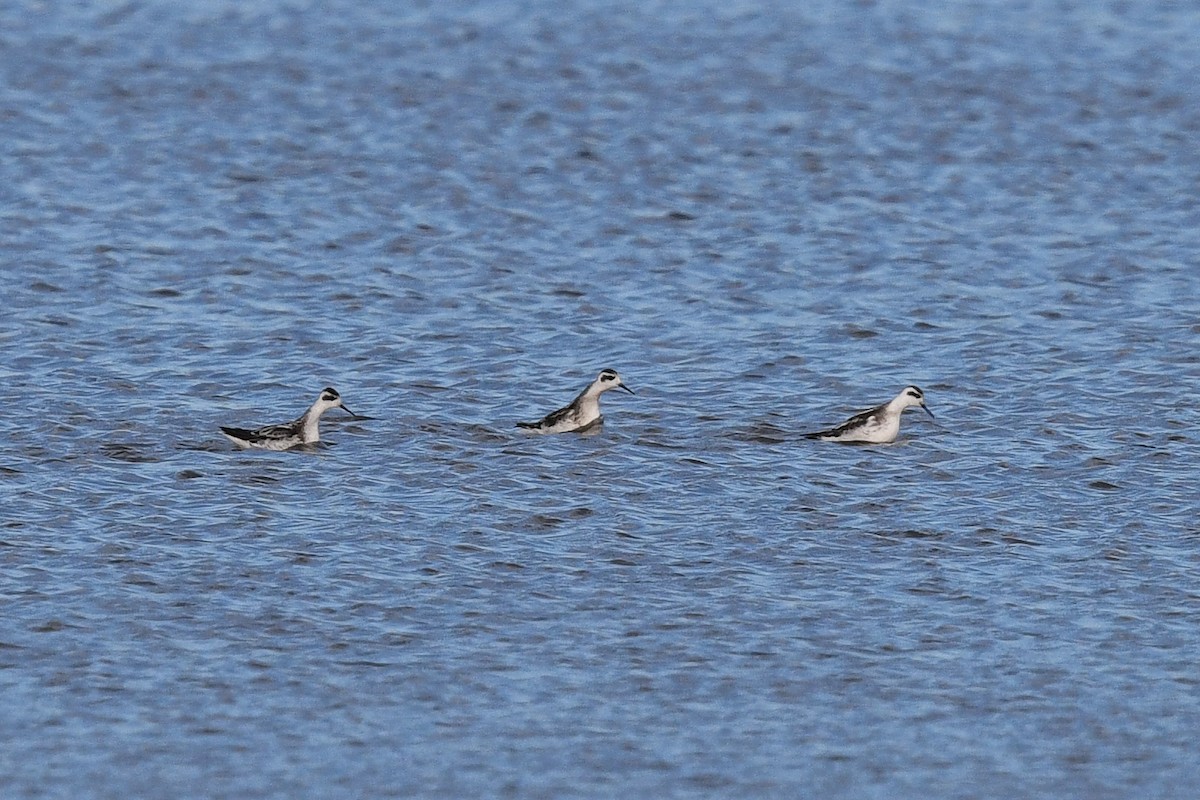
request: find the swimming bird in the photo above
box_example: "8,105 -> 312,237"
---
517,368 -> 635,434
220,387 -> 359,450
804,385 -> 933,444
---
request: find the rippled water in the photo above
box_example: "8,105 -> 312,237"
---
4,0 -> 1200,797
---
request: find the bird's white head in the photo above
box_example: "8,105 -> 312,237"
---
316,387 -> 359,417
595,369 -> 635,395
898,385 -> 934,418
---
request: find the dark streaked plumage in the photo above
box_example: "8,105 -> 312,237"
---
220,386 -> 358,451
804,385 -> 933,444
517,368 -> 635,434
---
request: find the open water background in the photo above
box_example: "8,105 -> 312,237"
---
3,1 -> 1200,797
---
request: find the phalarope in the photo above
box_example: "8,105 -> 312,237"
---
804,385 -> 933,444
220,387 -> 359,450
517,368 -> 635,434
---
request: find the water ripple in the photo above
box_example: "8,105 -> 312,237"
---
4,0 -> 1200,797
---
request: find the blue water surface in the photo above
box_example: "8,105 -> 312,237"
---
2,1 -> 1199,797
